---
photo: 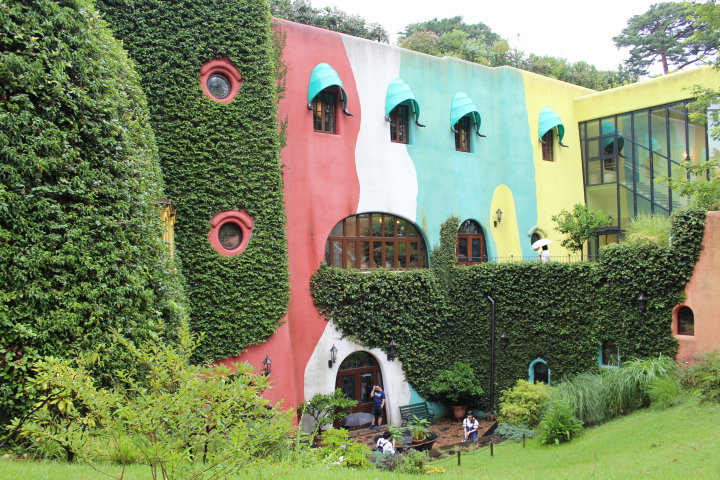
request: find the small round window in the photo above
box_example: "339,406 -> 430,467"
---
207,74 -> 231,100
218,223 -> 242,250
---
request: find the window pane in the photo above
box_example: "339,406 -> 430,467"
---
373,241 -> 382,268
587,160 -> 601,184
397,218 -> 406,237
372,215 -> 383,236
668,102 -> 687,163
384,215 -> 395,237
345,216 -> 356,236
603,158 -> 617,183
385,242 -> 394,268
358,214 -> 371,236
409,242 -> 418,268
333,240 -> 342,267
586,120 -> 600,138
330,221 -> 343,237
397,242 -> 406,269
345,241 -> 356,268
651,106 -> 667,155
406,223 -> 418,237
360,373 -> 374,403
472,238 -> 481,261
586,139 -> 600,159
458,238 -> 468,258
341,375 -> 355,400
678,307 -> 694,335
419,243 -> 427,268
360,241 -> 370,269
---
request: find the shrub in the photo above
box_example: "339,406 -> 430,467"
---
537,399 -> 583,446
603,356 -> 679,415
554,372 -> 609,426
494,424 -> 536,442
298,389 -> 358,436
17,324 -> 293,480
684,351 -> 720,403
317,428 -> 372,468
499,380 -> 554,427
622,214 -> 671,247
647,376 -> 688,409
428,362 -> 484,406
395,448 -> 431,475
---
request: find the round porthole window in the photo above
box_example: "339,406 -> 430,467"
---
207,73 -> 231,100
218,223 -> 242,250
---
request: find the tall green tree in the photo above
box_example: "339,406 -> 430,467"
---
271,0 -> 388,42
613,2 -> 719,75
552,204 -> 612,259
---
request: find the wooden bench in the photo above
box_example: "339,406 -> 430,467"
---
399,402 -> 435,426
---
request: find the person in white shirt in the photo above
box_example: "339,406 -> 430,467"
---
375,430 -> 396,454
462,411 -> 479,441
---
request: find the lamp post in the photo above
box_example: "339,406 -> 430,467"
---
487,296 -> 508,414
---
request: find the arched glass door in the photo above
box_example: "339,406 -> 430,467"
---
336,352 -> 385,423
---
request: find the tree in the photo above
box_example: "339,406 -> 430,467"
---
271,0 -> 388,42
551,204 -> 611,259
660,158 -> 720,210
613,2 -> 719,75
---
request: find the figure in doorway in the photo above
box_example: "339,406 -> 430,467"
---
368,384 -> 386,430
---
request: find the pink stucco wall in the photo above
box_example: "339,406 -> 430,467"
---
675,211 -> 720,362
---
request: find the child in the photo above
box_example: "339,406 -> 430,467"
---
375,430 -> 396,454
462,411 -> 479,441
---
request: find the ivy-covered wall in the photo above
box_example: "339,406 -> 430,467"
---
97,0 -> 289,361
311,208 -> 706,409
0,0 -> 185,423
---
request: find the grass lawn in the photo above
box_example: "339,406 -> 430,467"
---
3,401 -> 720,479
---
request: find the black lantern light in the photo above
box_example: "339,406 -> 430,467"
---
387,339 -> 397,361
494,209 -> 503,227
262,355 -> 272,376
329,344 -> 338,369
500,331 -> 509,349
637,294 -> 647,313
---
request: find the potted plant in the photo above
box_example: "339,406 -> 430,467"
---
386,424 -> 405,446
408,415 -> 431,443
297,389 -> 358,443
428,362 -> 484,420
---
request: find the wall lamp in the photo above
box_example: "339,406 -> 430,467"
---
329,344 -> 338,369
637,294 -> 647,313
493,209 -> 503,227
500,331 -> 509,349
262,355 -> 272,376
387,339 -> 397,361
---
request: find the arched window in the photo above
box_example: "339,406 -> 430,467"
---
325,213 -> 428,270
457,219 -> 487,265
528,358 -> 550,385
530,232 -> 541,247
337,352 -> 383,412
677,306 -> 694,335
600,340 -> 620,367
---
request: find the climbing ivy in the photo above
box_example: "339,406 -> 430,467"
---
311,207 -> 706,409
0,0 -> 185,424
97,0 -> 290,361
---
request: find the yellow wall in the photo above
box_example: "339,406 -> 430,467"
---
521,70 -> 594,256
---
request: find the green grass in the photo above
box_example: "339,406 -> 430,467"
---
3,401 -> 720,479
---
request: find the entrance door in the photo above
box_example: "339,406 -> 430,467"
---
336,352 -> 385,425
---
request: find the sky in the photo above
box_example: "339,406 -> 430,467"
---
309,0 -> 683,72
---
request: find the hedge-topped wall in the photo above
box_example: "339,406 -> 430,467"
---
0,0 -> 185,423
311,208 -> 706,408
97,0 -> 289,361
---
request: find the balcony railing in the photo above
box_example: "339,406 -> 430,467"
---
459,255 -> 601,264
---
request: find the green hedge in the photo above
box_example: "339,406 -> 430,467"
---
0,0 -> 185,424
311,208 -> 706,408
97,0 -> 289,361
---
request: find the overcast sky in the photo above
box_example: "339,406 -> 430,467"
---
309,0 -> 683,72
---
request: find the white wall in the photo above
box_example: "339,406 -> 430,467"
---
302,320 -> 411,433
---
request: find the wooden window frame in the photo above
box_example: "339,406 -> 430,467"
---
541,130 -> 554,161
326,213 -> 428,270
390,104 -> 409,144
454,116 -> 470,152
456,220 -> 487,265
313,89 -> 337,133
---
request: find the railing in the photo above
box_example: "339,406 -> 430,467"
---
459,255 -> 601,264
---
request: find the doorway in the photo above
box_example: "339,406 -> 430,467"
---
336,352 -> 385,425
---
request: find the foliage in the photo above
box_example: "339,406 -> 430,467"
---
499,380 -> 554,427
427,362 -> 484,406
494,423 -> 536,442
614,2 -> 719,76
647,375 -> 688,409
16,324 -> 293,480
407,415 -> 431,441
551,203 -> 612,257
316,428 -> 372,469
394,448 -> 430,475
367,451 -> 402,471
398,17 -> 637,89
658,158 -> 720,211
298,389 -> 357,436
537,399 -> 583,446
96,0 -> 290,362
0,0 -> 186,426
622,214 -> 672,247
429,216 -> 459,292
270,0 -> 388,42
684,350 -> 720,403
311,208 -> 705,411
386,424 -> 405,445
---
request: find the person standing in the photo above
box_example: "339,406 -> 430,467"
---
462,411 -> 479,441
539,244 -> 550,263
368,384 -> 386,430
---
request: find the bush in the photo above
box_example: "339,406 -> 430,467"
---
495,424 -> 536,442
647,376 -> 688,409
537,399 -> 583,446
604,356 -> 679,415
298,389 -> 358,436
17,324 -> 293,480
554,372 -> 609,426
622,214 -> 671,247
684,351 -> 720,403
499,380 -> 554,427
428,362 -> 484,406
395,448 -> 431,475
316,428 -> 372,469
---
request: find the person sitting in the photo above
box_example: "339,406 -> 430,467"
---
375,430 -> 396,454
462,411 -> 479,442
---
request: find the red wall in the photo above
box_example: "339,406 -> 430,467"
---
218,20 -> 360,409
